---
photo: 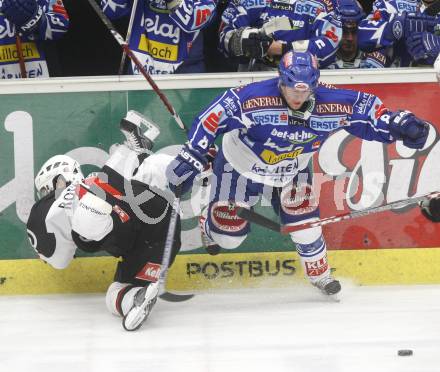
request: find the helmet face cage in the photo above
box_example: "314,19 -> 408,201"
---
35,155 -> 84,199
278,51 -> 320,97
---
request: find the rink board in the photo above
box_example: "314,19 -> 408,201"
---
2,70 -> 440,295
1,248 -> 440,295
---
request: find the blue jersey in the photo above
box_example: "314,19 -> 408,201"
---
357,0 -> 425,66
102,0 -> 217,74
0,0 -> 69,79
219,0 -> 341,68
188,78 -> 398,186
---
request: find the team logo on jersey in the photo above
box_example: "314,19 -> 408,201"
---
253,111 -> 288,125
242,96 -> 284,111
264,137 -> 295,151
374,103 -> 388,119
144,15 -> 181,43
288,117 -> 309,127
195,8 -> 212,26
315,103 -> 353,115
294,1 -> 322,16
309,118 -> 340,131
356,93 -> 375,115
241,0 -> 266,8
270,128 -> 317,144
210,201 -> 248,233
260,148 -> 303,164
397,1 -> 417,14
272,1 -> 294,11
222,96 -> 238,116
0,42 -> 40,63
251,160 -> 299,180
135,262 -> 161,282
392,18 -> 403,40
201,104 -> 224,134
138,35 -> 178,62
305,256 -> 329,277
311,140 -> 321,150
280,183 -> 318,216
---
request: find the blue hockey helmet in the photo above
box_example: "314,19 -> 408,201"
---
337,0 -> 365,26
278,51 -> 320,93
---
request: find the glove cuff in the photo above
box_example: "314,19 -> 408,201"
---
229,28 -> 245,57
180,145 -> 207,172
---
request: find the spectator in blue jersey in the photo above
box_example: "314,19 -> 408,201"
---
358,0 -> 440,67
101,0 -> 217,74
166,51 -> 430,297
326,0 -> 389,68
0,0 -> 69,78
219,0 -> 341,71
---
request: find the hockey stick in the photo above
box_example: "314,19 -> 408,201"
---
237,207 -> 281,232
237,190 -> 440,234
281,190 -> 440,234
117,0 -> 139,75
15,34 -> 27,78
86,0 -> 187,132
158,186 -> 194,301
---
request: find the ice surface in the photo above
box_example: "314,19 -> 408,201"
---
1,283 -> 440,372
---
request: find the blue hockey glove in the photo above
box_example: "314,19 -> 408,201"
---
388,111 -> 429,149
166,144 -> 207,195
406,31 -> 440,61
0,0 -> 43,34
385,12 -> 439,42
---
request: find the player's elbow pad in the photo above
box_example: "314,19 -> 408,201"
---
72,193 -> 114,241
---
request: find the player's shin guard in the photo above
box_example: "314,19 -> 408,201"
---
292,233 -> 341,295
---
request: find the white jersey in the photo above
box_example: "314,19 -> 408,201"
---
26,149 -> 174,269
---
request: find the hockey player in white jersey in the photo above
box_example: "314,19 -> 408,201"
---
26,111 -> 180,331
166,51 -> 429,297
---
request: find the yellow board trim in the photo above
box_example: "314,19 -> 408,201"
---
2,248 -> 440,295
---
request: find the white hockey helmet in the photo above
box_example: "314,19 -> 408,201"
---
35,155 -> 84,198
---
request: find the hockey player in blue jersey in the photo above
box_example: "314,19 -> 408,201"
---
219,0 -> 341,70
357,0 -> 440,66
101,0 -> 217,74
0,0 -> 69,78
326,0 -> 389,68
166,51 -> 429,295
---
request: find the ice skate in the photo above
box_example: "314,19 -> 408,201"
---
312,274 -> 341,296
122,281 -> 159,331
120,110 -> 160,154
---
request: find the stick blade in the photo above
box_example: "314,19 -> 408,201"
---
159,292 -> 195,302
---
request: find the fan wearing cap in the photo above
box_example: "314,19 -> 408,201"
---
326,0 -> 389,68
166,51 -> 430,296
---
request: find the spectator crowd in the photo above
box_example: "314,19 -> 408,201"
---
0,0 -> 439,78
